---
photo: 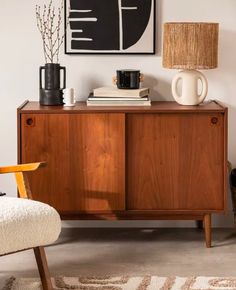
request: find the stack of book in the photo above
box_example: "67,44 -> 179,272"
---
87,86 -> 151,106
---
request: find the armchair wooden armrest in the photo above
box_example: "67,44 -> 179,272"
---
0,162 -> 46,199
0,162 -> 46,174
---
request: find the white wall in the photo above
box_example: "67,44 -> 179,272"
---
0,0 -> 235,227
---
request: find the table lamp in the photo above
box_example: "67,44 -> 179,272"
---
163,22 -> 219,105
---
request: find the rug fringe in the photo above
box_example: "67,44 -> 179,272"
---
2,276 -> 16,290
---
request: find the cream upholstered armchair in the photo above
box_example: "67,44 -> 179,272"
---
0,162 -> 61,290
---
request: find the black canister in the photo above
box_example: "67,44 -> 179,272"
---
116,70 -> 140,89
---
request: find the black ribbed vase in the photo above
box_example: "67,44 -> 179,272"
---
39,63 -> 66,106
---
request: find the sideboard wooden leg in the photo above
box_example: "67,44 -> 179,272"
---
204,214 -> 212,248
196,220 -> 203,229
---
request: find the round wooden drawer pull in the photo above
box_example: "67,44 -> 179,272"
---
211,117 -> 218,124
26,118 -> 34,126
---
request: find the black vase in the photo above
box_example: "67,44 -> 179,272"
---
39,63 -> 66,106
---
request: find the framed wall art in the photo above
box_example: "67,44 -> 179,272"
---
65,0 -> 156,54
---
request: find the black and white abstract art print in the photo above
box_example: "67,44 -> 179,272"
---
65,0 -> 155,54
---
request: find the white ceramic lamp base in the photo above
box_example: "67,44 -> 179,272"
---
171,70 -> 208,106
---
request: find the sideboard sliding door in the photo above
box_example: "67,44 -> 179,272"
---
126,113 -> 225,211
21,113 -> 126,212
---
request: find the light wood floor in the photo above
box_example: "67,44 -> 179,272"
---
1,228 -> 236,288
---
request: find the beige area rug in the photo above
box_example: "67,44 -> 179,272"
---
4,276 -> 236,290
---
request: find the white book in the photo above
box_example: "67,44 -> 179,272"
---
87,99 -> 151,106
93,86 -> 150,98
88,96 -> 149,101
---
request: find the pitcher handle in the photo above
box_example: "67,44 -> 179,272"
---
198,72 -> 208,103
39,66 -> 45,89
172,74 -> 182,100
60,66 -> 66,90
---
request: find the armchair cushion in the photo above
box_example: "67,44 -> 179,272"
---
0,197 -> 61,255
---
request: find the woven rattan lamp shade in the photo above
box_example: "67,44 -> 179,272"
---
163,22 -> 219,70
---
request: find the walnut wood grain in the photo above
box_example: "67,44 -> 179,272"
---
21,113 -> 125,211
127,113 -> 225,211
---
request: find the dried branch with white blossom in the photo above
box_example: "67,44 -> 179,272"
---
36,0 -> 69,63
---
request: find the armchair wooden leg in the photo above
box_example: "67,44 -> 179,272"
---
34,246 -> 53,290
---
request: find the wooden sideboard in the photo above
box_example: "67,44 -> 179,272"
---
17,100 -> 228,247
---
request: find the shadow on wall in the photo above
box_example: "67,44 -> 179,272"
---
219,30 -> 236,83
209,29 -> 236,101
85,77 -> 102,100
156,0 -> 163,56
143,74 -> 172,101
218,30 -> 236,167
204,30 -> 236,99
212,28 -> 236,228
